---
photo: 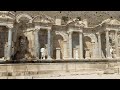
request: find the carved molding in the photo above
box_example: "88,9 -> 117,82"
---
0,23 -> 13,29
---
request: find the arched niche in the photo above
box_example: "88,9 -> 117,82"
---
53,34 -> 64,59
55,31 -> 68,41
83,36 -> 93,59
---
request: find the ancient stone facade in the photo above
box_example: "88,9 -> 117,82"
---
0,11 -> 120,61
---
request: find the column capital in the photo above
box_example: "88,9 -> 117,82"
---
79,31 -> 83,34
96,32 -> 101,35
67,31 -> 73,34
7,24 -> 13,29
47,27 -> 52,30
35,25 -> 41,30
105,29 -> 110,32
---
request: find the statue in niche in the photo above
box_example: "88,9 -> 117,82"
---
112,47 -> 116,58
110,46 -> 116,58
41,47 -> 46,60
109,32 -> 115,45
13,36 -> 32,60
40,44 -> 48,60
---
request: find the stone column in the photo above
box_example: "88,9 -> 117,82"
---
34,29 -> 40,59
7,28 -> 12,60
97,32 -> 102,58
115,30 -> 119,58
106,30 -> 110,58
79,32 -> 83,59
68,31 -> 73,59
47,28 -> 52,59
63,41 -> 68,59
91,41 -> 95,58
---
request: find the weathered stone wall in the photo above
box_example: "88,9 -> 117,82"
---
0,61 -> 114,76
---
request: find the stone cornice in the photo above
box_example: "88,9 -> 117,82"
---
0,23 -> 13,29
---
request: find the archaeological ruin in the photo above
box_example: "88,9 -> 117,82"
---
0,11 -> 120,62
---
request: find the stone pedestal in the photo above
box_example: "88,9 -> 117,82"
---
85,48 -> 90,59
56,48 -> 61,60
73,48 -> 79,59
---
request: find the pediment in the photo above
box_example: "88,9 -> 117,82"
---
108,19 -> 120,25
101,18 -> 120,25
0,11 -> 15,22
33,14 -> 55,24
67,18 -> 86,27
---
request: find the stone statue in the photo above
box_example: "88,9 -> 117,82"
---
40,44 -> 48,60
41,47 -> 45,59
14,36 -> 32,60
109,32 -> 115,45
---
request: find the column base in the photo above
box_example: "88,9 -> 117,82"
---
36,57 -> 39,59
68,58 -> 74,60
63,57 -> 68,60
0,57 -> 6,61
107,57 -> 112,59
115,57 -> 120,59
79,57 -> 84,59
47,57 -> 52,60
6,57 -> 11,61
